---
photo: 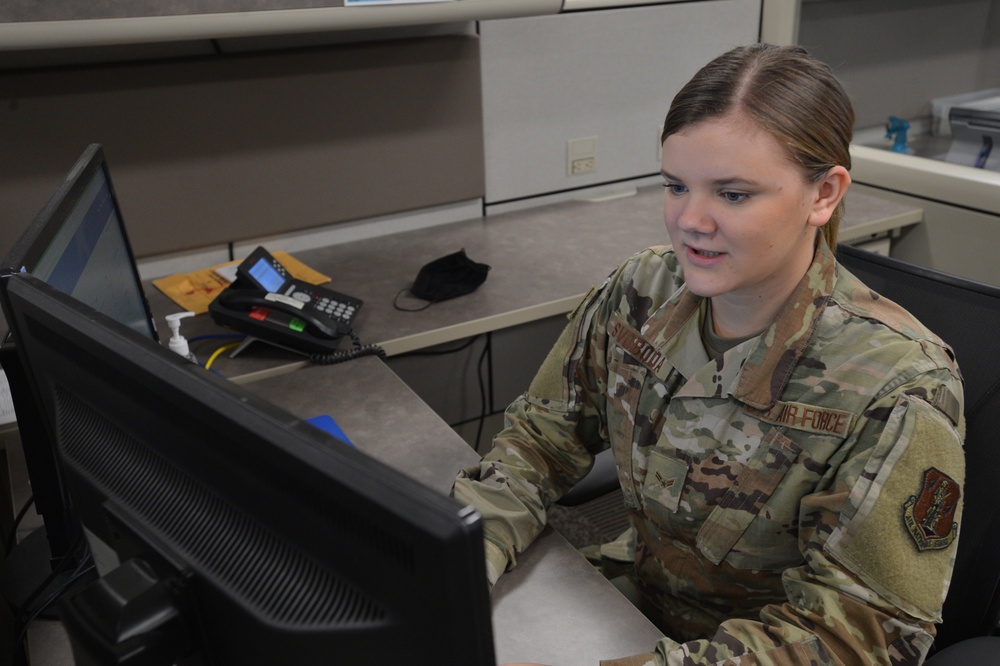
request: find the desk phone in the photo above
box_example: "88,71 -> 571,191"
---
209,246 -> 363,354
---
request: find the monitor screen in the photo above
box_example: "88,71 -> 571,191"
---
0,271 -> 496,665
2,143 -> 157,341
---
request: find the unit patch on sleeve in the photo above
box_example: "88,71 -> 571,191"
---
903,467 -> 960,552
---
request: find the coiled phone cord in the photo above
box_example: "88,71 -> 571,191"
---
309,329 -> 387,365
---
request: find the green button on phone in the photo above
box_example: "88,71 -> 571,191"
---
289,317 -> 307,333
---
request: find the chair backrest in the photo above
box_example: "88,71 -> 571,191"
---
836,243 -> 1000,652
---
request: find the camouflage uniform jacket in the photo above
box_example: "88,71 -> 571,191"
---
452,239 -> 966,665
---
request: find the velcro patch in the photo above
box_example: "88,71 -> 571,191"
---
932,384 -> 962,427
824,396 -> 964,621
903,467 -> 960,551
749,400 -> 853,437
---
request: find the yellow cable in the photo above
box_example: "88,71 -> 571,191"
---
204,342 -> 242,370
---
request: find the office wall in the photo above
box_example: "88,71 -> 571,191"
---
0,1 -> 770,261
0,34 -> 485,259
799,0 -> 1000,130
479,0 -> 762,205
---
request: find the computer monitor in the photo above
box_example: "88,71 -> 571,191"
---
0,271 -> 496,665
0,144 -> 158,603
2,144 -> 157,340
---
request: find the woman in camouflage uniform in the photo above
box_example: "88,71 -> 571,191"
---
455,43 -> 965,666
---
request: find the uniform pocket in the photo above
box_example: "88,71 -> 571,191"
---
695,428 -> 801,566
641,449 -> 689,514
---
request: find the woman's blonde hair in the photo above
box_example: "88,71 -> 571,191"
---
661,43 -> 855,248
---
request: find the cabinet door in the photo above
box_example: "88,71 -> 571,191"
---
480,0 -> 762,205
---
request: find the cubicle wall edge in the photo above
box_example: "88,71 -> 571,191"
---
0,0 -> 563,51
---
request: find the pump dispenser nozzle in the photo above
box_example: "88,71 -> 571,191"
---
165,311 -> 198,363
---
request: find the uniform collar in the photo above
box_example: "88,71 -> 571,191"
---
733,239 -> 836,408
639,239 -> 836,408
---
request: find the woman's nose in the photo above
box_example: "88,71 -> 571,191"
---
674,197 -> 716,235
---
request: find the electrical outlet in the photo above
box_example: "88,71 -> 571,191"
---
570,157 -> 596,175
567,136 -> 598,176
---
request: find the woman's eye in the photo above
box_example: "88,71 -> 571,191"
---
663,182 -> 687,196
722,191 -> 750,204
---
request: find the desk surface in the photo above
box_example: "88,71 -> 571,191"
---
241,358 -> 666,664
146,184 -> 923,382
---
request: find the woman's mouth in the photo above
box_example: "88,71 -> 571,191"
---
684,245 -> 725,267
688,246 -> 722,258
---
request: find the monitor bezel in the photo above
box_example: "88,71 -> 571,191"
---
0,270 -> 496,665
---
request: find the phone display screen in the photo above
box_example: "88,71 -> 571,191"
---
248,258 -> 285,293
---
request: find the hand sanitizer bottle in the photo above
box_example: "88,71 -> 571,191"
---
165,311 -> 198,364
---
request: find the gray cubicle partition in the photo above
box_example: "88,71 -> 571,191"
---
0,34 -> 485,259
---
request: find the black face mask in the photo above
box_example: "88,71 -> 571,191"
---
396,249 -> 491,310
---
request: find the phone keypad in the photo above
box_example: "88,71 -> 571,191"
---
317,296 -> 357,322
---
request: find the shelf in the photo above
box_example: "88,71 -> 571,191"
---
0,0 -> 561,50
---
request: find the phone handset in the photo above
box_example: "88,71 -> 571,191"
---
216,290 -> 348,339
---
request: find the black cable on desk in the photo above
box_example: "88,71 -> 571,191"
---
309,330 -> 387,365
392,335 -> 481,358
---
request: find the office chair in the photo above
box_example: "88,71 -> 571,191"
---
835,243 -> 1000,662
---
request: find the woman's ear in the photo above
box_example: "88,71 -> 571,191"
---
807,165 -> 851,228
